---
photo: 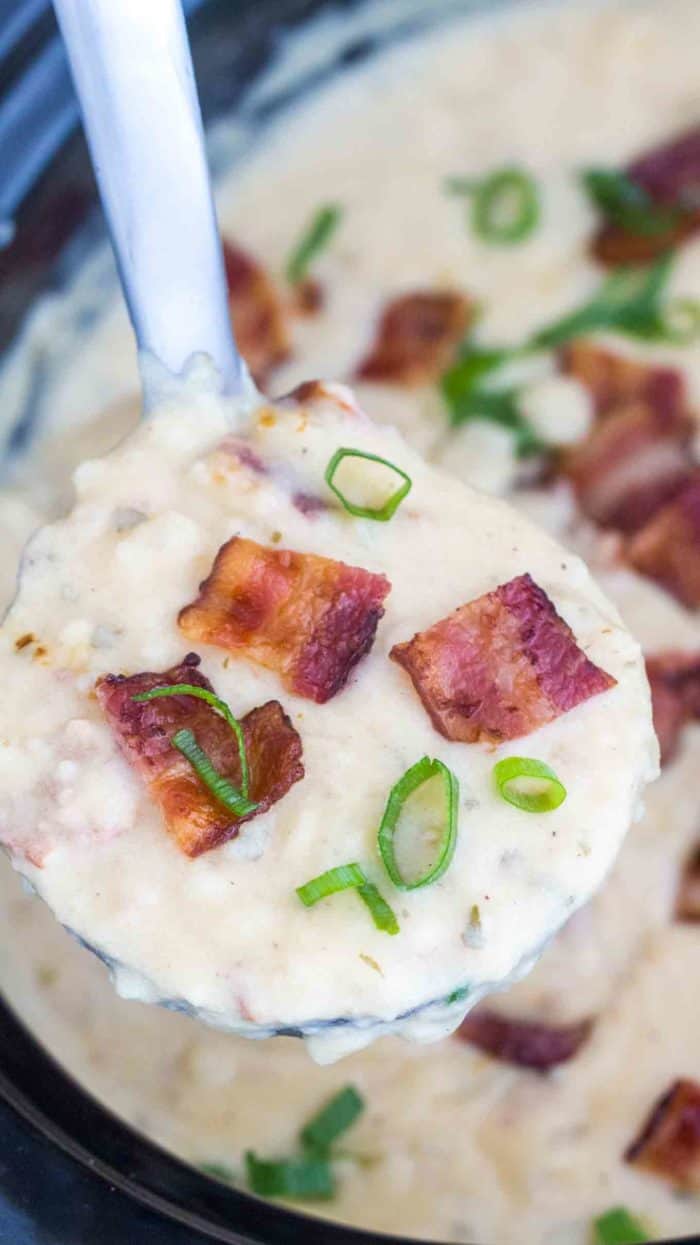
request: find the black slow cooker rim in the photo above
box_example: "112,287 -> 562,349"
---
0,993 -> 429,1245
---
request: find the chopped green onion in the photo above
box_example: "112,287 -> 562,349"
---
378,757 -> 459,891
446,985 -> 470,1005
300,1086 -> 365,1154
286,203 -> 343,285
357,882 -> 400,935
133,682 -> 250,797
582,168 -> 677,237
245,1151 -> 335,1201
493,756 -> 567,814
440,353 -> 545,459
659,296 -> 700,345
531,254 -> 675,348
296,863 -> 399,935
593,1206 -> 649,1245
200,1162 -> 235,1183
296,863 -> 367,907
171,728 -> 258,818
324,447 -> 412,521
448,167 -> 540,245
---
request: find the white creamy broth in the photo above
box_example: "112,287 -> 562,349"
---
0,369 -> 653,1056
0,0 -> 699,1240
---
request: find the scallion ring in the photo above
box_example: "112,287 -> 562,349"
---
471,168 -> 540,245
325,447 -> 412,521
296,863 -> 367,907
171,728 -> 258,818
296,863 -> 399,935
133,682 -> 251,796
378,756 -> 459,891
493,756 -> 566,814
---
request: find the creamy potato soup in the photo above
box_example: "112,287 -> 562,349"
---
1,0 -> 699,1240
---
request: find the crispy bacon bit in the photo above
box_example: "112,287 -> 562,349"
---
625,1079 -> 700,1190
293,492 -> 328,517
220,439 -> 267,476
390,573 -> 616,744
558,344 -> 693,533
457,1008 -> 593,1071
96,654 -> 304,857
561,343 -> 687,424
676,846 -> 700,922
592,127 -> 700,265
281,379 -> 364,418
646,651 -> 700,765
179,538 -> 390,703
354,291 -> 472,386
222,240 -> 290,386
559,403 -> 693,534
627,474 -> 700,608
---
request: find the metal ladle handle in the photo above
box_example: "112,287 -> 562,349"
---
53,0 -> 249,398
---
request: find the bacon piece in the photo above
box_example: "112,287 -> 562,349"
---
676,846 -> 700,923
458,1008 -> 593,1071
646,651 -> 700,765
390,573 -> 616,744
179,538 -> 390,703
592,126 -> 700,265
281,379 -> 364,418
625,1079 -> 700,1190
220,439 -> 267,476
561,343 -> 687,424
558,344 -> 693,533
293,492 -> 328,517
627,474 -> 700,608
222,240 -> 290,386
559,403 -> 693,534
354,291 -> 472,386
96,654 -> 304,857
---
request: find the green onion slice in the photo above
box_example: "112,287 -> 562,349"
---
133,682 -> 251,797
286,203 -> 343,285
440,350 -> 544,458
446,985 -> 470,1006
582,168 -> 678,238
593,1206 -> 649,1245
325,447 -> 412,521
448,167 -> 540,245
357,882 -> 399,935
296,863 -> 367,907
531,253 -> 675,348
296,863 -> 399,935
300,1086 -> 365,1154
493,756 -> 566,814
172,728 -> 258,818
245,1151 -> 334,1201
378,757 -> 459,891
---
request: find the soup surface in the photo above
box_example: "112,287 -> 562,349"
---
1,0 -> 700,1240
